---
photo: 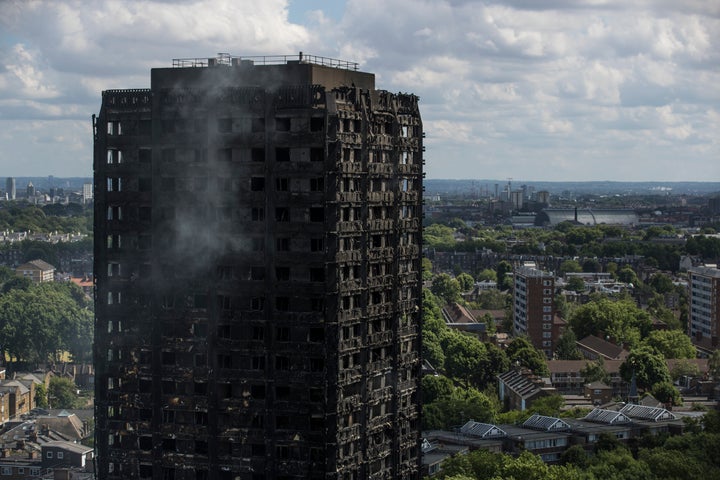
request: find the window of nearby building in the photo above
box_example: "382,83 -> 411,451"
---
1,466 -> 12,475
46,451 -> 54,459
57,452 -> 64,459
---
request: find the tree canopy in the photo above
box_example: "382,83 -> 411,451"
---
0,281 -> 93,365
431,273 -> 462,304
643,330 -> 696,359
569,298 -> 651,349
620,346 -> 672,391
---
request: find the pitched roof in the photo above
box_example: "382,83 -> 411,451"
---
0,380 -> 30,394
37,414 -> 85,441
619,404 -> 676,422
498,369 -> 548,399
41,440 -> 93,455
583,408 -> 631,424
547,359 -> 623,374
577,335 -> 628,360
459,421 -> 507,438
522,414 -> 570,431
443,302 -> 477,324
22,259 -> 56,271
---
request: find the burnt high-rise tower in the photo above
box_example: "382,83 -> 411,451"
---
93,54 -> 423,480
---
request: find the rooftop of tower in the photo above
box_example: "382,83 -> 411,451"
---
155,52 -> 374,91
171,52 -> 359,71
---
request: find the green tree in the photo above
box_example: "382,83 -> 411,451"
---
507,346 -> 549,376
617,266 -> 639,285
0,282 -> 93,365
588,447 -> 654,480
569,298 -> 651,349
456,272 -> 475,292
480,312 -> 496,335
643,225 -> 667,240
606,261 -> 618,277
476,289 -> 508,310
1,276 -> 32,294
48,377 -> 83,409
465,449 -> 504,479
421,375 -> 454,404
670,358 -> 700,381
560,444 -> 589,468
431,273 -> 461,304
422,330 -> 445,370
476,343 -> 510,389
582,258 -> 601,273
566,276 -> 586,293
496,261 -> 513,290
443,331 -> 487,385
501,450 -> 549,480
686,235 -> 720,260
651,380 -> 681,406
644,329 -> 696,359
476,269 -> 497,283
560,259 -> 583,276
422,257 -> 433,281
639,447 -> 706,480
703,409 -> 720,433
423,386 -> 496,430
620,346 -> 672,391
648,273 -> 674,294
35,382 -> 49,408
424,224 -> 456,249
530,394 -> 565,416
708,350 -> 720,380
581,358 -> 610,384
555,329 -> 583,360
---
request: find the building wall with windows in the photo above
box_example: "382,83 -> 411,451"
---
94,55 -> 423,480
513,266 -> 557,358
688,265 -> 720,350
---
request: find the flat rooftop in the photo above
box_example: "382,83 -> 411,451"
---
153,52 -> 374,91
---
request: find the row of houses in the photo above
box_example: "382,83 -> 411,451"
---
496,357 -> 714,411
424,405 -> 686,476
0,408 -> 94,479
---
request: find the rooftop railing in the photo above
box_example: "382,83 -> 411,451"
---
172,52 -> 359,71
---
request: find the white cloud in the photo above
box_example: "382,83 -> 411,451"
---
0,0 -> 717,180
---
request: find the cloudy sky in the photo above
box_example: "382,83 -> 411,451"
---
1,0 -> 718,181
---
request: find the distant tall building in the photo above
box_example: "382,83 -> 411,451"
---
513,265 -> 561,358
536,190 -> 550,205
93,54 -> 423,479
26,182 -> 35,198
82,183 -> 93,204
5,177 -> 15,200
688,265 -> 720,351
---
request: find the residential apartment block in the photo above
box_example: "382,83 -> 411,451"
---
14,259 -> 55,283
688,265 -> 720,351
513,265 -> 560,358
93,54 -> 423,479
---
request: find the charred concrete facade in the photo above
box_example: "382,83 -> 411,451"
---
93,55 -> 423,480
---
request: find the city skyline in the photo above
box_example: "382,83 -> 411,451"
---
1,0 -> 718,181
